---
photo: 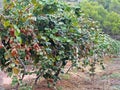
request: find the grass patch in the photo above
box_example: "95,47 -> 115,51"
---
101,73 -> 120,80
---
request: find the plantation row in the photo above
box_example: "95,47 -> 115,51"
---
0,0 -> 120,89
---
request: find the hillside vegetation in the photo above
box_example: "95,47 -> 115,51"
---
80,0 -> 120,38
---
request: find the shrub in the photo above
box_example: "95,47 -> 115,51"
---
0,0 -> 119,89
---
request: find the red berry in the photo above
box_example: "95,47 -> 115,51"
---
9,28 -> 15,37
33,43 -> 39,50
11,48 -> 18,57
0,44 -> 4,49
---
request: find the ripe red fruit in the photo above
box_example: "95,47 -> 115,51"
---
9,28 -> 15,37
33,43 -> 39,50
0,43 -> 4,49
16,43 -> 21,49
9,39 -> 14,44
21,29 -> 28,35
21,29 -> 25,33
11,48 -> 18,57
28,29 -> 33,33
25,54 -> 30,60
47,79 -> 54,83
26,47 -> 31,52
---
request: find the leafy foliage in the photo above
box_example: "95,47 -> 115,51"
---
0,0 -> 119,89
89,0 -> 120,14
80,0 -> 120,35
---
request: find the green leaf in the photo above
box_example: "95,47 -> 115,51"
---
12,76 -> 18,86
31,0 -> 37,5
16,36 -> 22,44
3,20 -> 10,27
14,25 -> 20,36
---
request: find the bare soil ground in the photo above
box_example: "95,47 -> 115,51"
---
0,56 -> 120,90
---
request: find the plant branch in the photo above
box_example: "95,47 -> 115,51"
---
34,70 -> 44,85
18,58 -> 26,80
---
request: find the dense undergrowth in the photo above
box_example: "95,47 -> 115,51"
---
0,0 -> 120,89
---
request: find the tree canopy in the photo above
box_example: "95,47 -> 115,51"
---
80,0 -> 120,35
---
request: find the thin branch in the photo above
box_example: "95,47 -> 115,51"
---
18,58 -> 26,80
65,64 -> 73,74
14,58 -> 26,90
54,61 -> 63,77
34,70 -> 44,85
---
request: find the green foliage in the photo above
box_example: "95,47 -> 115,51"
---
89,0 -> 120,14
80,0 -> 120,35
0,0 -> 119,89
101,35 -> 120,55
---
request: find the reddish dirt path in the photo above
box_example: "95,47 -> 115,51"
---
0,71 -> 11,89
0,57 -> 120,90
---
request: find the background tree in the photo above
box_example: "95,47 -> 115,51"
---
80,0 -> 120,39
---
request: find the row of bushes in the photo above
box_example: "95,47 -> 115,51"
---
0,0 -> 119,89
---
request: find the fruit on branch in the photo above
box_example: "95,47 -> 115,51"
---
15,43 -> 21,49
9,28 -> 15,37
33,43 -> 40,50
0,43 -> 4,49
11,48 -> 18,57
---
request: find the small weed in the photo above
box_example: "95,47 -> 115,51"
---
61,74 -> 70,80
19,86 -> 32,90
101,73 -> 120,80
57,86 -> 63,90
101,75 -> 109,80
110,73 -> 120,78
72,67 -> 78,73
112,85 -> 120,90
